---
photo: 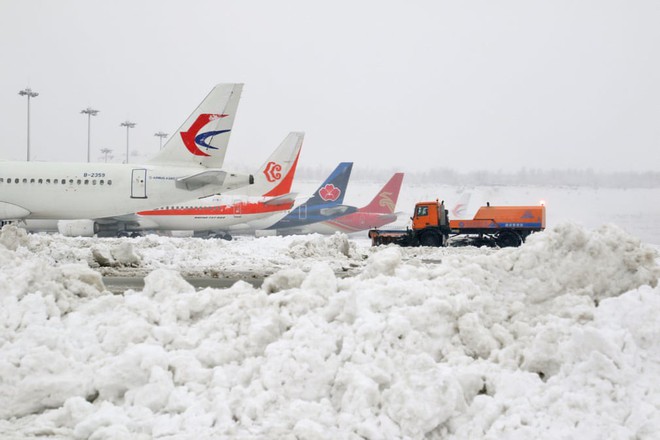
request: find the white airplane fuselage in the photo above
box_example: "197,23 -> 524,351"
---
134,194 -> 294,232
0,161 -> 249,220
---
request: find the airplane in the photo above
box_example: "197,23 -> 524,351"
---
112,131 -> 305,239
0,83 -> 253,233
301,172 -> 404,234
260,162 -> 356,235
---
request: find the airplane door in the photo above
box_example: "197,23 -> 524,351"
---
299,205 -> 307,220
234,199 -> 243,217
131,169 -> 147,199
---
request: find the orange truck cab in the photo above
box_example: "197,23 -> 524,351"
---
412,200 -> 449,231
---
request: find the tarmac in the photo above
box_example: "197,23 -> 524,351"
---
102,275 -> 263,294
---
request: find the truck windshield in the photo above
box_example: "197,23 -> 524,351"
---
416,206 -> 428,217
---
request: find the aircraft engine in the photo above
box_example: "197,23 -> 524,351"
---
57,219 -> 98,237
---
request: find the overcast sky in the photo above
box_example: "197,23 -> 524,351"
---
1,0 -> 658,174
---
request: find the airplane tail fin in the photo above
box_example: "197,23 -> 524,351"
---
361,172 -> 404,214
148,83 -> 243,168
304,162 -> 353,207
232,132 -> 303,197
451,192 -> 471,218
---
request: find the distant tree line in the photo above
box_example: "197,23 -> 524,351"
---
295,165 -> 660,188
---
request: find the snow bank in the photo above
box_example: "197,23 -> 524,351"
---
0,224 -> 29,251
0,226 -> 107,420
287,232 -> 356,259
91,242 -> 141,267
16,232 -> 367,278
0,223 -> 658,439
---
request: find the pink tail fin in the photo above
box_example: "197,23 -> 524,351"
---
361,173 -> 404,214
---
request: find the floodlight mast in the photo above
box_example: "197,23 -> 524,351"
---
154,131 -> 168,149
100,148 -> 113,163
81,107 -> 99,163
120,120 -> 136,163
18,88 -> 39,161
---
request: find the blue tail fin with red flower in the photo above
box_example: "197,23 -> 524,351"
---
264,162 -> 354,232
304,162 -> 353,207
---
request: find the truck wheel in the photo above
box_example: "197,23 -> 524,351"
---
496,230 -> 522,247
419,231 -> 441,247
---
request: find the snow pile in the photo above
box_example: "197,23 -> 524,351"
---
1,223 -> 659,439
261,267 -> 307,294
0,224 -> 29,251
91,242 -> 141,267
287,232 -> 356,259
0,228 -> 107,421
506,222 -> 658,303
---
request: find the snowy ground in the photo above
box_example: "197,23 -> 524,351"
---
1,184 -> 659,439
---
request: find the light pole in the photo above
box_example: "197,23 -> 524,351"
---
120,120 -> 136,163
100,148 -> 113,163
154,131 -> 168,149
81,107 -> 99,163
18,87 -> 39,161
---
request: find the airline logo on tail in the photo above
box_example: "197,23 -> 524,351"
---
263,161 -> 283,182
319,184 -> 341,201
451,193 -> 471,218
378,191 -> 395,212
181,113 -> 230,157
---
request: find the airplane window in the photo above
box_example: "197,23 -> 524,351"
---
92,180 -> 96,185
54,179 -> 58,184
38,179 -> 43,184
77,180 -> 81,185
23,178 -> 27,183
84,180 -> 89,185
14,178 -> 19,184
46,179 -> 51,184
0,178 -> 3,183
61,180 -> 66,185
69,179 -> 74,184
108,180 -> 112,185
100,180 -> 104,185
30,178 -> 35,183
6,179 -> 10,184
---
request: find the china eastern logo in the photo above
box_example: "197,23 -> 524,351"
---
180,113 -> 230,157
263,161 -> 282,182
319,184 -> 341,202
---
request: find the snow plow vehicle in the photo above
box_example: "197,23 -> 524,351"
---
368,200 -> 545,247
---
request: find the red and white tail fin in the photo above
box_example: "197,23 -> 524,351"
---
148,83 -> 243,168
361,172 -> 404,214
226,132 -> 304,197
451,192 -> 471,218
